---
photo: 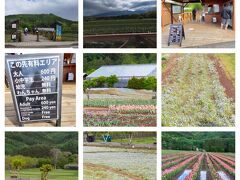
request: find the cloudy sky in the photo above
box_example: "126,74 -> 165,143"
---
84,0 -> 156,16
6,0 -> 78,21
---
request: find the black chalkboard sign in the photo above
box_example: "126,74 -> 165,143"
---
168,24 -> 185,47
5,54 -> 63,126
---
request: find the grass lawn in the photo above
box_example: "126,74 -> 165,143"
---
5,168 -> 78,180
95,137 -> 156,144
5,34 -> 11,43
62,33 -> 78,41
162,150 -> 190,155
216,54 -> 235,82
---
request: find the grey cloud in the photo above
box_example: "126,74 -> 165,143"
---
84,0 -> 156,16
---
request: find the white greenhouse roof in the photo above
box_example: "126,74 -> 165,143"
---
88,64 -> 156,78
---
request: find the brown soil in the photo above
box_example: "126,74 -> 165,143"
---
84,107 -> 109,111
162,54 -> 178,83
209,55 -> 235,101
84,162 -> 143,180
84,107 -> 156,127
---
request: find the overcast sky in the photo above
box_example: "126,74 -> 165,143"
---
84,0 -> 156,16
6,0 -> 78,21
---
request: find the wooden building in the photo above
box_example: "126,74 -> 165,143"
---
162,0 -> 235,30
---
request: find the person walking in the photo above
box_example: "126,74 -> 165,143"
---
221,3 -> 232,30
24,27 -> 28,36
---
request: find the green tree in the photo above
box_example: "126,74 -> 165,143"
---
83,80 -> 97,100
106,75 -> 118,87
40,164 -> 53,180
122,54 -> 137,64
95,76 -> 107,87
50,148 -> 61,169
10,157 -> 25,178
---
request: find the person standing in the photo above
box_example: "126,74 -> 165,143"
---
201,9 -> 205,22
192,8 -> 197,21
221,3 -> 232,30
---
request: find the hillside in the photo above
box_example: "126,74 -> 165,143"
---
5,13 -> 78,32
83,53 -> 156,74
5,132 -> 78,156
84,11 -> 156,21
162,132 -> 235,152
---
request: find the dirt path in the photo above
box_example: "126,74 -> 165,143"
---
162,54 -> 178,83
209,55 -> 235,101
22,33 -> 51,42
85,163 -> 143,180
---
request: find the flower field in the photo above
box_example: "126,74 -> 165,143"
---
162,54 -> 235,127
162,151 -> 235,180
84,99 -> 156,126
84,146 -> 156,180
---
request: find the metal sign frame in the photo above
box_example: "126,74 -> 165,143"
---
168,24 -> 185,47
5,53 -> 63,127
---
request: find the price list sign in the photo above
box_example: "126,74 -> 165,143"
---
5,54 -> 63,126
168,24 -> 185,47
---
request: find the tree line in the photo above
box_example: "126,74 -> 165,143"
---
162,132 -> 235,153
5,132 -> 78,179
5,14 -> 78,33
83,53 -> 156,74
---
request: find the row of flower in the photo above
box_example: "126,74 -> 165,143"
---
162,152 -> 235,180
109,105 -> 156,114
211,153 -> 235,167
83,110 -> 156,127
162,54 -> 234,127
185,153 -> 204,180
162,154 -> 199,180
162,154 -> 194,170
209,153 -> 235,176
206,153 -> 222,180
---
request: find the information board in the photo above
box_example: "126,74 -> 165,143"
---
5,54 -> 63,126
168,24 -> 185,47
56,24 -> 62,41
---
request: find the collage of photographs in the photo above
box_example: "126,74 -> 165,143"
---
1,0 -> 238,180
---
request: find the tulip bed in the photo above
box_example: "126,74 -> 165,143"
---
162,54 -> 235,127
162,151 -> 235,180
84,99 -> 156,126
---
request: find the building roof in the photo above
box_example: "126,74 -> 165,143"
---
88,64 -> 156,78
164,0 -> 229,5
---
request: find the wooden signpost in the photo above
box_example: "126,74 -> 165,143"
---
168,24 -> 185,47
5,54 -> 63,127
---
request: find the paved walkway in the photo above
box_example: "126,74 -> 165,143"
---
6,41 -> 78,48
22,33 -> 50,42
6,33 -> 78,48
162,22 -> 235,48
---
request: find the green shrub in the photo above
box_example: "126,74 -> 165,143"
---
64,164 -> 78,170
144,76 -> 157,91
37,158 -> 52,168
127,76 -> 156,90
106,75 -> 118,87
